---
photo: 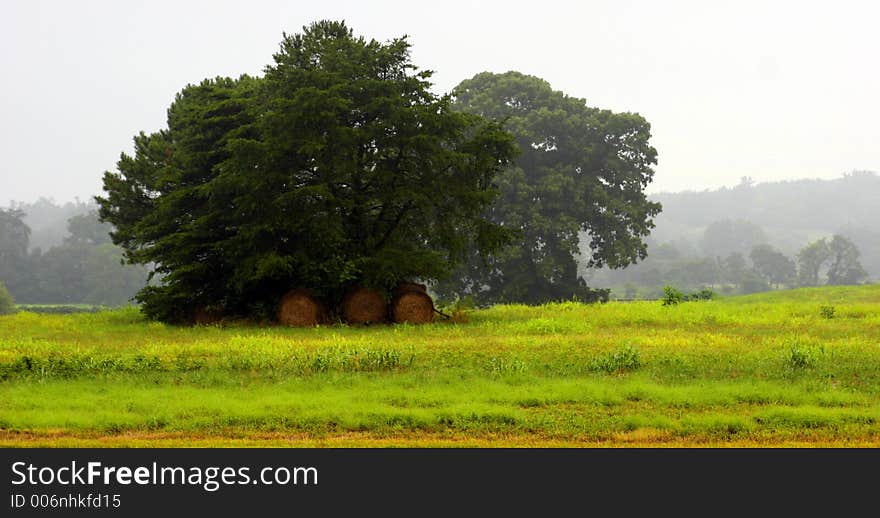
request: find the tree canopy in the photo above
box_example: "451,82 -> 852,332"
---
435,71 -> 661,304
826,235 -> 868,285
0,209 -> 32,298
0,206 -> 148,306
796,238 -> 831,286
97,21 -> 516,322
0,281 -> 13,315
749,243 -> 796,288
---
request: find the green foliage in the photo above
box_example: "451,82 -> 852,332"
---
662,286 -> 716,305
1,204 -> 147,306
739,270 -> 770,294
827,235 -> 868,285
684,289 -> 716,301
64,211 -> 112,246
0,208 -> 32,298
797,238 -> 832,287
786,341 -> 823,370
749,244 -> 796,288
97,21 -> 516,323
592,345 -> 642,374
0,282 -> 15,315
436,71 -> 660,305
0,209 -> 30,259
721,252 -> 748,286
661,285 -> 683,306
819,305 -> 836,319
796,235 -> 867,287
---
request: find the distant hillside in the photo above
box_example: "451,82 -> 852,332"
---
587,171 -> 880,290
650,171 -> 880,256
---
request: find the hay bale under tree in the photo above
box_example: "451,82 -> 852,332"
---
393,282 -> 427,297
390,289 -> 434,324
341,286 -> 387,324
277,289 -> 328,327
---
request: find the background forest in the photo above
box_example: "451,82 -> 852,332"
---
589,171 -> 879,297
2,170 -> 877,306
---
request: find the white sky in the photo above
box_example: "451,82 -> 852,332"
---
2,0 -> 878,204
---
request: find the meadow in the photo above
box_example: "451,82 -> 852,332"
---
1,285 -> 879,447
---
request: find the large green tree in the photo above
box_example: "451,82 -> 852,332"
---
796,235 -> 867,286
64,210 -> 113,246
796,238 -> 831,286
98,21 -> 516,322
436,71 -> 661,304
826,234 -> 867,285
749,243 -> 796,288
98,74 -> 258,320
0,281 -> 13,315
0,208 -> 33,298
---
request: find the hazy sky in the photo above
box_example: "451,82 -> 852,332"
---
2,0 -> 878,204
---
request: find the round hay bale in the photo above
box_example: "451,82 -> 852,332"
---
390,290 -> 434,324
277,289 -> 328,327
341,286 -> 387,325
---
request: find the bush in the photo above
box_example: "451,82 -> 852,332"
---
786,342 -> 822,369
683,289 -> 716,301
819,305 -> 836,319
662,286 -> 716,306
661,285 -> 683,306
0,282 -> 15,315
592,345 -> 642,374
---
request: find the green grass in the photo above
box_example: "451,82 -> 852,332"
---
1,284 -> 879,447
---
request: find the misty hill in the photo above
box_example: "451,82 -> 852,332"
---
588,171 -> 880,293
650,171 -> 880,255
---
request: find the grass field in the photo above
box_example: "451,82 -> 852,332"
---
1,285 -> 879,447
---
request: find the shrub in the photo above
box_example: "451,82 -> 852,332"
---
661,286 -> 716,306
592,345 -> 642,374
786,342 -> 823,369
661,286 -> 683,306
0,282 -> 15,315
819,305 -> 836,319
684,289 -> 716,301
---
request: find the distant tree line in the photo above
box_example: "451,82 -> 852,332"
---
647,172 -> 880,278
594,217 -> 868,298
0,207 -> 148,306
